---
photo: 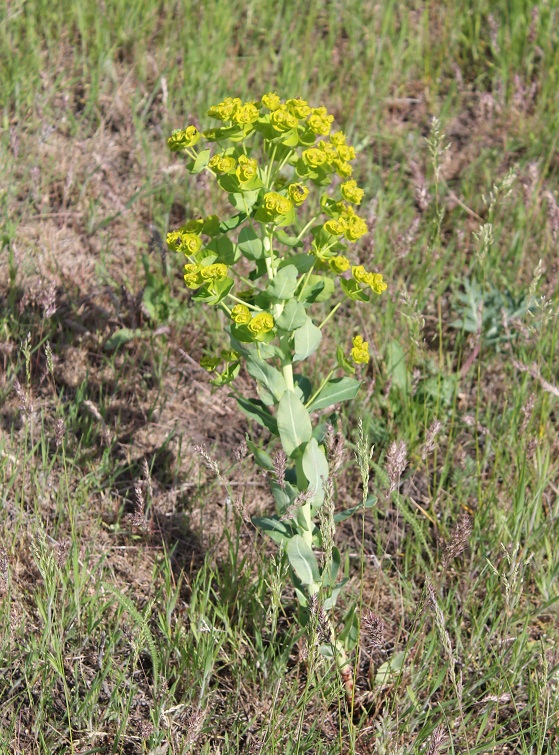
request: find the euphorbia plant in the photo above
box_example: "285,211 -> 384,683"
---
167,94 -> 386,698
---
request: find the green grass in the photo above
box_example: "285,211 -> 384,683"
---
1,0 -> 558,752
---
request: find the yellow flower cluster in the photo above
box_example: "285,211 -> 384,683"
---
351,335 -> 370,364
231,303 -> 251,324
231,305 -> 275,335
263,191 -> 293,218
341,180 -> 364,205
166,230 -> 203,255
302,135 -> 355,178
324,204 -> 368,242
207,97 -> 242,121
329,255 -> 351,274
236,154 -> 258,183
270,106 -> 299,132
352,266 -> 387,295
167,126 -> 201,151
308,106 -> 334,136
248,312 -> 275,334
287,183 -> 309,206
184,262 -> 228,289
208,153 -> 236,174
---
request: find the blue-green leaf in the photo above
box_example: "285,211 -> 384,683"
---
307,377 -> 361,412
206,236 -> 240,265
190,149 -> 210,174
286,535 -> 320,586
302,438 -> 329,507
276,390 -> 312,456
267,264 -> 298,300
333,494 -> 377,523
276,300 -> 307,331
252,516 -> 291,544
246,439 -> 274,471
246,355 -> 286,401
340,278 -> 370,302
238,226 -> 264,259
235,397 -> 278,435
293,317 -> 322,362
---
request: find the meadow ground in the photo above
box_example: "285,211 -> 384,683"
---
0,1 -> 558,752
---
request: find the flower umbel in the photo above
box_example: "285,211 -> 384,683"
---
351,335 -> 370,364
167,126 -> 201,151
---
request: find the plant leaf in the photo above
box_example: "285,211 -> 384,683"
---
105,328 -> 142,350
276,300 -> 307,331
302,438 -> 329,506
238,226 -> 264,259
339,278 -> 370,302
246,438 -> 274,471
267,264 -> 298,300
190,149 -> 210,174
375,651 -> 406,687
293,316 -> 322,362
286,535 -> 320,586
307,377 -> 361,412
206,236 -> 240,265
276,390 -> 312,456
234,397 -> 278,435
246,355 -> 286,401
252,516 -> 291,544
333,494 -> 377,523
275,230 -> 303,248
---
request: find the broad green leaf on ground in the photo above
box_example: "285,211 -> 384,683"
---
276,390 -> 312,456
293,316 -> 322,362
307,377 -> 361,412
286,535 -> 320,586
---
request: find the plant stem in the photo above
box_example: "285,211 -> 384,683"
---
226,293 -> 259,311
305,369 -> 335,408
318,301 -> 341,330
296,215 -> 317,241
282,361 -> 294,391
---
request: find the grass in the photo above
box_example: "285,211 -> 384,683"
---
1,0 -> 558,752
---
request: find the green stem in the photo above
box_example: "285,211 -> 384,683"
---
265,144 -> 278,188
318,301 -> 342,330
305,368 -> 335,408
282,361 -> 294,392
296,215 -> 318,242
296,263 -> 316,302
226,293 -> 259,311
